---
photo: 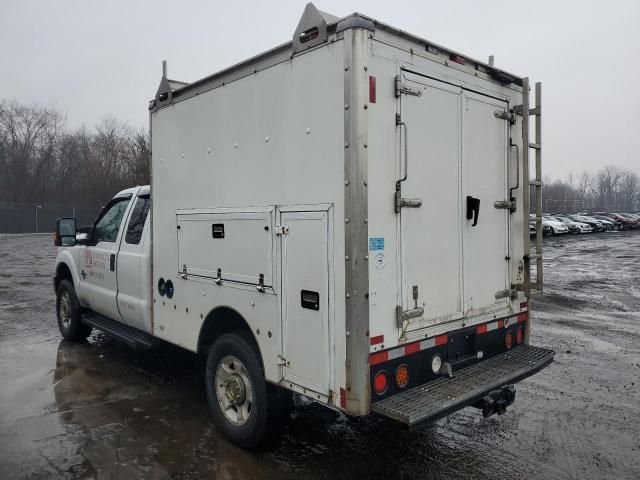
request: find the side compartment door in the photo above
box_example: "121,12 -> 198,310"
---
116,194 -> 152,332
280,209 -> 331,396
78,194 -> 134,321
461,92 -> 511,313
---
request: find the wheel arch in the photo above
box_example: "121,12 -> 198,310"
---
197,306 -> 264,371
54,256 -> 78,293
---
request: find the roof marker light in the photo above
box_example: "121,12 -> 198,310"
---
449,54 -> 465,65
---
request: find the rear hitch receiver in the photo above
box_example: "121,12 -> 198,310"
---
476,385 -> 516,418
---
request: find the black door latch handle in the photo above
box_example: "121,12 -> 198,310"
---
110,254 -> 116,271
466,196 -> 480,227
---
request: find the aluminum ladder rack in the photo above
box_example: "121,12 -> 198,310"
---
519,79 -> 543,296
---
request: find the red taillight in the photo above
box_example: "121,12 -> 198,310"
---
505,331 -> 513,350
516,328 -> 523,345
373,371 -> 389,395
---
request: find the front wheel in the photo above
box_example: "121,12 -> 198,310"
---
56,279 -> 92,341
205,332 -> 270,448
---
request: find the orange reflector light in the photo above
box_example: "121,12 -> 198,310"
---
505,331 -> 513,350
516,328 -> 523,345
373,371 -> 388,395
395,365 -> 409,388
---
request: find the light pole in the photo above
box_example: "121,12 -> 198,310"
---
35,203 -> 43,233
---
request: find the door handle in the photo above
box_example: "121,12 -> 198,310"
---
110,254 -> 115,271
466,196 -> 480,227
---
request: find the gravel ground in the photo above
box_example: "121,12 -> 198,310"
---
0,232 -> 639,479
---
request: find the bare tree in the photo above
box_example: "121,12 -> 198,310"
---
0,100 -> 63,202
619,170 -> 640,212
0,100 -> 150,209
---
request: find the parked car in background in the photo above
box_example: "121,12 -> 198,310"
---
550,215 -> 593,233
539,215 -> 569,235
590,214 -> 623,231
606,213 -> 637,229
586,216 -> 615,231
566,214 -> 605,232
615,213 -> 640,228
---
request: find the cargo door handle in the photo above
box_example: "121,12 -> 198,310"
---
110,254 -> 115,271
466,196 -> 480,227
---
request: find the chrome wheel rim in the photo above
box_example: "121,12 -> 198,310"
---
215,355 -> 253,426
59,291 -> 72,330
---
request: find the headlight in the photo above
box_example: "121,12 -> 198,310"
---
431,354 -> 442,374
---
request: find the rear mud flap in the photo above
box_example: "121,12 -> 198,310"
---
371,344 -> 554,430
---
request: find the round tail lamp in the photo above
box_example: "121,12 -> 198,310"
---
395,365 -> 410,389
373,371 -> 389,395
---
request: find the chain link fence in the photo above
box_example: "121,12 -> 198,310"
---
0,203 -> 103,234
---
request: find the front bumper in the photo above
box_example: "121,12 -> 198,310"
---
371,344 -> 554,430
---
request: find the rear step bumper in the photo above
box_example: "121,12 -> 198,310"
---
371,344 -> 554,430
83,312 -> 155,350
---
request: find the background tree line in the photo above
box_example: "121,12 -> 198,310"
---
1,98 -> 638,231
0,99 -> 149,209
541,166 -> 640,213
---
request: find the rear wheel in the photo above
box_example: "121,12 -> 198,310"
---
205,332 -> 270,448
56,279 -> 92,341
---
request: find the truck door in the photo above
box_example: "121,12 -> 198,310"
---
397,71 -> 511,332
279,208 -> 331,397
116,193 -> 152,332
461,91 -> 511,313
397,74 -> 464,330
77,194 -> 134,322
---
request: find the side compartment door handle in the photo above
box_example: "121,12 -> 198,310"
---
110,254 -> 116,271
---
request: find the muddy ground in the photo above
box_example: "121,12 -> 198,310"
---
1,232 -> 639,479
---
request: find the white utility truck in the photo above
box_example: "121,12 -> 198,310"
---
53,4 -> 553,447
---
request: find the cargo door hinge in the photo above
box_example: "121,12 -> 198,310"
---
396,305 -> 424,328
396,287 -> 424,328
275,225 -> 289,235
395,75 -> 422,97
277,355 -> 290,367
494,200 -> 516,212
495,289 -> 517,300
494,110 -> 515,124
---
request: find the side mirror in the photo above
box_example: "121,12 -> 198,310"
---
55,218 -> 77,246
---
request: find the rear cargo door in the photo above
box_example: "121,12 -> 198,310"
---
397,74 -> 463,329
461,91 -> 511,314
397,71 -> 510,331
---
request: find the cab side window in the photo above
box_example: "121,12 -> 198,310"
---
125,195 -> 151,245
93,198 -> 130,243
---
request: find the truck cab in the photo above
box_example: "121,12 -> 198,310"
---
53,186 -> 152,341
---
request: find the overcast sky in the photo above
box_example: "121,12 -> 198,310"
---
2,0 -> 638,179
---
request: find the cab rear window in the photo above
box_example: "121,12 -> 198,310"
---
125,195 -> 150,244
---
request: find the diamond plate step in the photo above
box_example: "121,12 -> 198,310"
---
371,344 -> 554,429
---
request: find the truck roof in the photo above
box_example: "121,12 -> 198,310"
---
150,3 -> 523,110
115,185 -> 149,198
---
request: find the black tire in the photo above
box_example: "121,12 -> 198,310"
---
56,279 -> 92,341
205,332 -> 270,448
